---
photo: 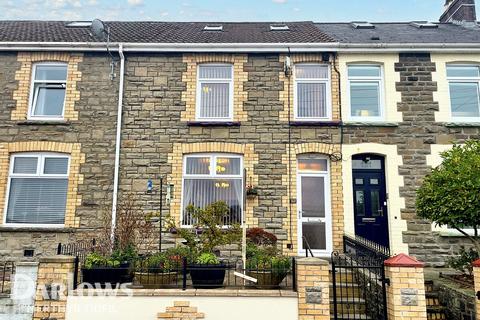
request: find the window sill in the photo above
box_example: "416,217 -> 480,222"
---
437,230 -> 475,237
17,120 -> 71,126
289,121 -> 341,127
187,121 -> 241,127
0,225 -> 74,233
444,122 -> 480,127
343,121 -> 399,127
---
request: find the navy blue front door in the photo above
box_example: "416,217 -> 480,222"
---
352,155 -> 389,248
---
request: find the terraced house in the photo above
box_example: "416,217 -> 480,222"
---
0,0 -> 480,270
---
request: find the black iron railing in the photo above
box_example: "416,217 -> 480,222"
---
57,239 -> 97,264
72,256 -> 296,291
343,234 -> 390,264
331,252 -> 388,320
0,261 -> 14,295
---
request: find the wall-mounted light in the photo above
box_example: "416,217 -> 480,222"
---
166,184 -> 174,204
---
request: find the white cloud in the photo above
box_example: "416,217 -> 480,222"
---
127,0 -> 143,6
272,0 -> 287,3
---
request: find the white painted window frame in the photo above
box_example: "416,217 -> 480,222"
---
195,63 -> 234,122
446,64 -> 480,123
180,153 -> 244,227
27,62 -> 68,121
293,63 -> 332,121
296,156 -> 333,257
3,152 -> 70,228
347,64 -> 385,122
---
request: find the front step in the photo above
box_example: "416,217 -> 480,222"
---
330,297 -> 367,314
424,280 -> 447,320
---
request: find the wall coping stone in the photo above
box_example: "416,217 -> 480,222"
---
71,288 -> 297,298
15,262 -> 39,267
384,253 -> 425,267
39,255 -> 75,263
473,259 -> 480,267
296,257 -> 329,266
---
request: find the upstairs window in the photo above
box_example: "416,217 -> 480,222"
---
196,64 -> 233,121
29,63 -> 68,119
348,65 -> 384,120
5,153 -> 70,225
182,154 -> 243,226
294,64 -> 331,120
447,65 -> 480,120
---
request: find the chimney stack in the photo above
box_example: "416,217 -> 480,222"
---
440,0 -> 477,23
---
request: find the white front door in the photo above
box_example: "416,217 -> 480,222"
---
297,156 -> 332,257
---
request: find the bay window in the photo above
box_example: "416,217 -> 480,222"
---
29,63 -> 68,119
447,65 -> 480,120
182,154 -> 243,226
348,65 -> 384,120
196,64 -> 234,121
294,64 -> 331,120
5,153 -> 70,225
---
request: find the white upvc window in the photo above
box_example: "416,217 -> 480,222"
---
447,64 -> 480,121
294,64 -> 331,120
347,64 -> 384,121
28,63 -> 68,120
4,153 -> 70,226
196,64 -> 234,121
181,154 -> 243,226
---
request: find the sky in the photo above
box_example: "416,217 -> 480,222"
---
0,0 -> 479,22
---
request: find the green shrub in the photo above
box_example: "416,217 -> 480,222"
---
84,252 -> 121,269
447,247 -> 479,276
196,252 -> 220,265
246,244 -> 291,272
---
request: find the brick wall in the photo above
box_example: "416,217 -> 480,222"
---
0,52 -> 119,260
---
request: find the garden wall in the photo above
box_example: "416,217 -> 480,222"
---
65,290 -> 298,320
437,278 -> 476,320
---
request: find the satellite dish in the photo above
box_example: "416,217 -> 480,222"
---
90,19 -> 108,41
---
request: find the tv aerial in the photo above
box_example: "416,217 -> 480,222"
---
90,19 -> 117,80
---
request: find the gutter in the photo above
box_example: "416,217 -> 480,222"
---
110,43 -> 125,244
4,41 -> 480,53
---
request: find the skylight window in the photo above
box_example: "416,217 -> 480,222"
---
351,22 -> 375,29
203,25 -> 223,31
270,24 -> 289,31
410,21 -> 438,29
65,21 -> 92,28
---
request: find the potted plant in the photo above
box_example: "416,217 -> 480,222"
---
134,252 -> 177,288
82,245 -> 137,287
188,252 -> 229,288
177,201 -> 241,289
245,228 -> 291,288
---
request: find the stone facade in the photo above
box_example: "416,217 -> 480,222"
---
0,49 -> 478,265
120,53 -> 343,254
0,52 -> 119,260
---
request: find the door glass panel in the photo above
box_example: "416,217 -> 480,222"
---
354,178 -> 363,185
355,190 -> 365,216
301,176 -> 325,218
370,178 -> 379,185
352,159 -> 382,170
371,190 -> 381,217
302,222 -> 326,250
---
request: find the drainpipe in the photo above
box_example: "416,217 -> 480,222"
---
111,43 -> 125,244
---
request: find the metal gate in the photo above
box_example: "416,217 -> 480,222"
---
331,235 -> 389,320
